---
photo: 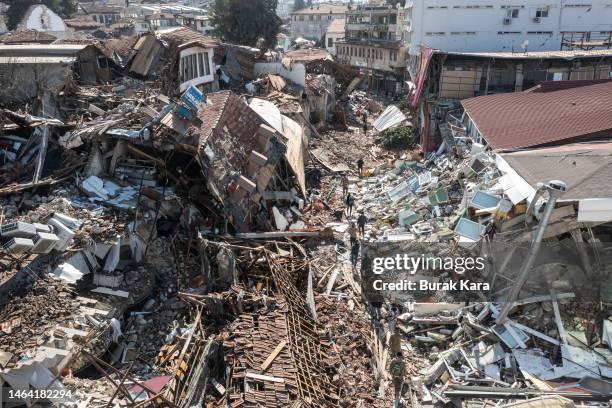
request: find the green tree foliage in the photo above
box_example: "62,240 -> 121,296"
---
293,0 -> 306,12
211,0 -> 282,51
6,0 -> 77,30
381,125 -> 417,150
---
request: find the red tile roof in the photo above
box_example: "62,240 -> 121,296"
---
0,30 -> 57,44
461,81 -> 612,151
157,26 -> 218,49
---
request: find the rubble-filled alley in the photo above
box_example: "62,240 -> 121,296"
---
1,12 -> 612,408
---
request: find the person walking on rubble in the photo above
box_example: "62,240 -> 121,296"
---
357,211 -> 367,238
357,157 -> 364,177
391,352 -> 406,406
341,174 -> 349,198
351,238 -> 360,267
345,192 -> 355,217
362,111 -> 368,135
349,222 -> 358,248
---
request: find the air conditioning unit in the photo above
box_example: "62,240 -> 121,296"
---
3,237 -> 34,254
52,213 -> 82,230
533,17 -> 541,23
503,17 -> 511,25
0,221 -> 37,238
33,223 -> 52,233
31,232 -> 60,254
48,218 -> 75,252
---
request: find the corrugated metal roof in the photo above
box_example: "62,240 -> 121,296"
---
0,56 -> 76,64
0,44 -> 87,56
462,81 -> 612,151
500,142 -> 612,200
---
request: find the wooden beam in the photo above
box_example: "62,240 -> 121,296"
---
260,340 -> 287,372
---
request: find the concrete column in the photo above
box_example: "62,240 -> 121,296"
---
515,63 -> 524,92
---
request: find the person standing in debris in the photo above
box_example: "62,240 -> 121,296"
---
357,157 -> 364,177
345,192 -> 355,217
357,211 -> 367,238
391,352 -> 406,404
362,111 -> 368,134
349,222 -> 358,248
351,238 -> 360,267
341,174 -> 349,198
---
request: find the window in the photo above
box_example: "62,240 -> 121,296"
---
350,47 -> 353,56
204,52 -> 211,75
299,15 -> 304,21
93,15 -> 97,22
327,15 -> 332,20
453,5 -> 493,8
498,31 -> 521,35
181,51 -> 211,82
510,8 -> 520,17
328,37 -> 333,47
198,53 -> 204,76
367,49 -> 370,58
425,32 -> 446,36
527,31 -> 553,35
451,31 -> 476,35
97,56 -> 109,68
309,14 -> 313,21
535,8 -> 549,17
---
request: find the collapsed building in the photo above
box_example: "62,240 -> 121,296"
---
0,21 -> 611,408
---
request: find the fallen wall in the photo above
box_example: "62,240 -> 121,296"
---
254,62 -> 306,88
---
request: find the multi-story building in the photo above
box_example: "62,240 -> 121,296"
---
325,18 -> 345,55
335,3 -> 407,95
404,0 -> 612,79
290,3 -> 348,41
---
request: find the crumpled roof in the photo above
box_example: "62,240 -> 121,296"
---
156,26 -> 218,49
0,30 -> 57,44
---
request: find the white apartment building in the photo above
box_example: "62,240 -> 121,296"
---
404,0 -> 612,75
291,3 -> 348,41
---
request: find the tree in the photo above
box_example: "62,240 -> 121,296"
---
5,0 -> 77,30
293,0 -> 306,12
211,0 -> 281,51
380,125 -> 417,150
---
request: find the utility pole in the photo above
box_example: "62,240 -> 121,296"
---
496,180 -> 567,324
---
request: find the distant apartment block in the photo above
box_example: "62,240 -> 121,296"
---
291,3 -> 348,41
404,0 -> 612,79
335,3 -> 407,94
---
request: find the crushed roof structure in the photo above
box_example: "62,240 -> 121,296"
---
156,26 -> 218,49
98,36 -> 138,66
0,30 -> 57,44
284,48 -> 332,64
462,81 -> 612,151
64,18 -> 104,30
130,27 -> 218,79
499,142 -> 612,201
